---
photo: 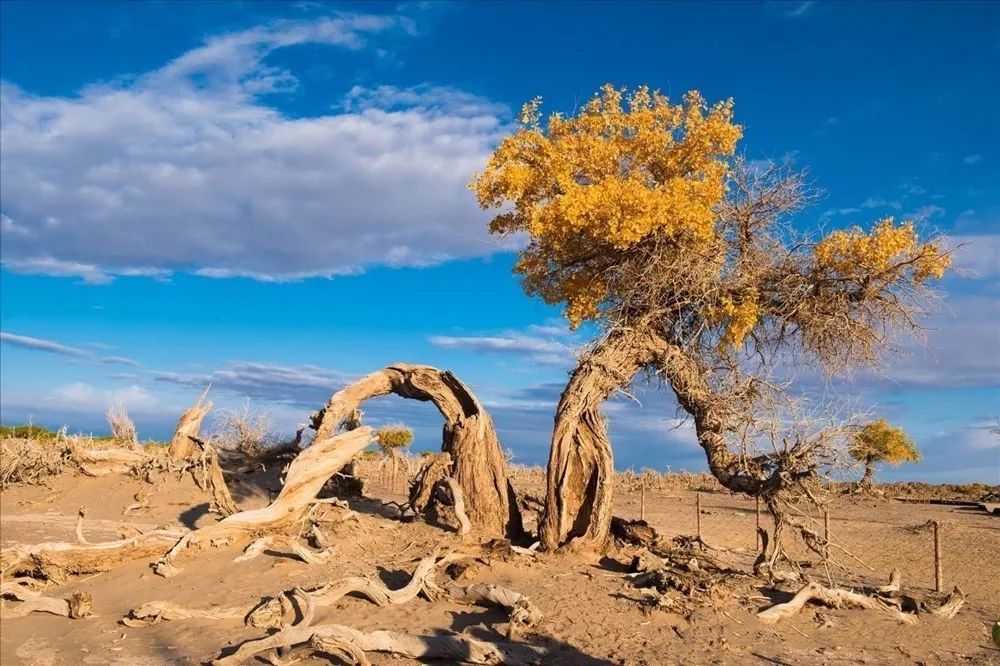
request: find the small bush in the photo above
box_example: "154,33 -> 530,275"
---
0,423 -> 61,441
106,399 -> 139,449
213,398 -> 271,455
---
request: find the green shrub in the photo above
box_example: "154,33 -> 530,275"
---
0,423 -> 61,442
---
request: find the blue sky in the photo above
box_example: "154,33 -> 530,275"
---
1,1 -> 998,482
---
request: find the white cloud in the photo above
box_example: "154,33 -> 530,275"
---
947,233 -> 1000,279
0,14 -> 511,283
963,154 -> 982,165
905,204 -> 945,220
52,382 -> 157,412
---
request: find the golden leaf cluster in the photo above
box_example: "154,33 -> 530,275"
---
814,218 -> 951,283
471,84 -> 742,327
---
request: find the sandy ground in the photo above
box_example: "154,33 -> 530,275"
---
1,467 -> 998,665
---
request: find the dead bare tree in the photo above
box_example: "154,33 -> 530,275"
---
167,386 -> 212,459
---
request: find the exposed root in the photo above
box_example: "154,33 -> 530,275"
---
929,586 -> 966,619
235,535 -> 334,565
75,506 -> 89,545
310,364 -> 522,538
190,437 -> 238,516
443,476 -> 472,536
1,582 -> 93,619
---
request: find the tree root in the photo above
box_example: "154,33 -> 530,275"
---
1,582 -> 93,619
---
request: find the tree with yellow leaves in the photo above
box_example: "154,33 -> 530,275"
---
850,419 -> 921,486
472,84 -> 951,552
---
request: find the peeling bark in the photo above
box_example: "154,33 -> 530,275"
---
539,329 -> 666,552
311,364 -> 521,539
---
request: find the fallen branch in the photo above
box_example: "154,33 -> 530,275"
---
757,581 -> 917,625
1,529 -> 188,580
213,590 -> 544,666
1,582 -> 93,620
153,428 -> 374,576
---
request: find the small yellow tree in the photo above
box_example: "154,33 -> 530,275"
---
850,419 -> 921,486
375,424 -> 414,453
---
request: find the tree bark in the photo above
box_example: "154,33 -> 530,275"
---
860,459 -> 875,486
311,365 -> 521,539
539,328 -> 665,552
167,387 -> 212,460
658,346 -> 773,496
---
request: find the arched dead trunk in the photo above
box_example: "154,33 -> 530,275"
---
167,387 -> 212,460
539,329 -> 666,552
311,364 -> 521,539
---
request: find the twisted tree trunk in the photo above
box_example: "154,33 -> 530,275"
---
860,458 -> 875,486
539,329 -> 666,552
311,365 -> 521,539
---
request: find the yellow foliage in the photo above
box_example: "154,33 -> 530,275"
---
849,418 -> 921,466
714,291 -> 761,348
814,218 -> 951,283
471,84 -> 742,327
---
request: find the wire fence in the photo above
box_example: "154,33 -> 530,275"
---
616,488 -> 998,599
355,456 -> 999,602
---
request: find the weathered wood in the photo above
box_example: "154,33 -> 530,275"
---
167,386 -> 212,460
311,364 -> 521,539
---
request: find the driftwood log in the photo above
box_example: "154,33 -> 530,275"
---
311,364 -> 522,539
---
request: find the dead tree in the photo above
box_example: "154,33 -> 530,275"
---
167,386 -> 212,459
311,364 -> 522,539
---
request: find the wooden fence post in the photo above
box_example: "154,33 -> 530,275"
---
696,492 -> 702,543
933,520 -> 943,592
640,477 -> 646,522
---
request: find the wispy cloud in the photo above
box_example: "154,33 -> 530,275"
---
151,361 -> 352,406
784,1 -> 815,18
1,332 -> 140,367
429,331 -> 578,366
860,197 -> 903,211
963,154 -> 982,165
